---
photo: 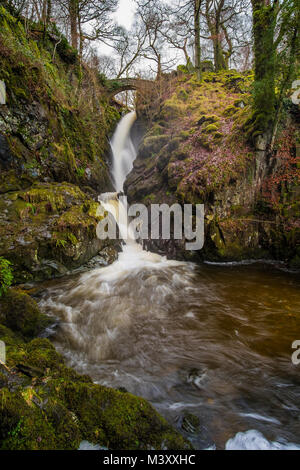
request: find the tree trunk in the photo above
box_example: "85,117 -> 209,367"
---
194,0 -> 202,81
43,0 -> 51,42
68,0 -> 78,50
222,24 -> 233,69
251,0 -> 277,134
156,53 -> 162,81
213,38 -> 226,71
46,0 -> 51,25
206,0 -> 227,72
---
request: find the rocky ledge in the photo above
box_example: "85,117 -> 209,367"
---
0,180 -> 120,283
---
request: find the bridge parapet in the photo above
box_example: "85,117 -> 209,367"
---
106,78 -> 154,96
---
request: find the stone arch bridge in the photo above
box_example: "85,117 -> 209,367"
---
106,78 -> 154,97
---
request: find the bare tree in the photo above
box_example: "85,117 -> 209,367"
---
53,0 -> 119,56
204,0 -> 251,71
169,0 -> 204,79
113,21 -> 147,78
135,0 -> 177,79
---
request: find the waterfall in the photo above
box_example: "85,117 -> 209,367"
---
99,111 -> 138,244
98,111 -> 181,262
111,110 -> 137,192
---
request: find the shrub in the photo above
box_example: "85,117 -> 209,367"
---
0,257 -> 13,297
223,105 -> 237,117
203,124 -> 219,134
205,115 -> 220,123
213,132 -> 223,140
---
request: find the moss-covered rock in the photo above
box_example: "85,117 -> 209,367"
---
0,289 -> 49,338
203,123 -> 219,134
128,70 -> 298,264
223,105 -> 238,117
139,135 -> 170,160
0,335 -> 192,450
0,182 -> 119,282
55,380 -> 191,450
0,5 -> 122,193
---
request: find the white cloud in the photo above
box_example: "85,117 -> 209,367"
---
114,0 -> 136,30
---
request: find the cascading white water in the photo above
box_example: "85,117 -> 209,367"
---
110,110 -> 137,192
101,110 -> 140,245
101,111 -> 177,263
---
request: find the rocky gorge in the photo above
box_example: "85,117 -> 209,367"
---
0,1 -> 299,452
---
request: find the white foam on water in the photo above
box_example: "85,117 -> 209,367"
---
78,440 -> 107,450
239,413 -> 281,425
225,430 -> 300,450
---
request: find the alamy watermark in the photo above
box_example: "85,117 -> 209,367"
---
291,340 -> 300,365
96,196 -> 205,251
0,80 -> 6,105
0,340 -> 5,364
291,80 -> 300,105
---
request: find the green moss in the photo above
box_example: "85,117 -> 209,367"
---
0,324 -> 24,352
20,182 -> 87,212
0,257 -> 13,297
140,135 -> 169,159
203,124 -> 219,134
55,380 -> 191,450
196,134 -> 211,150
177,88 -> 189,102
205,115 -> 220,123
179,130 -> 190,140
0,181 -> 112,283
213,131 -> 223,140
223,105 -> 238,117
207,218 -> 269,262
0,289 -> 49,339
0,333 -> 191,450
161,100 -> 185,120
0,4 -> 122,190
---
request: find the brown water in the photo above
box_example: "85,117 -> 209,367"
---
38,255 -> 300,450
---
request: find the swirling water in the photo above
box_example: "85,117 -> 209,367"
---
39,258 -> 300,449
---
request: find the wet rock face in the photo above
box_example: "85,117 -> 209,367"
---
125,73 -> 299,265
0,102 -> 48,152
0,101 -> 113,194
0,134 -> 12,169
0,182 -> 120,283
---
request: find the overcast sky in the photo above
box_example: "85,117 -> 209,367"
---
114,0 -> 136,30
97,0 -> 135,58
98,0 -> 180,78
